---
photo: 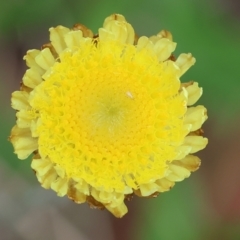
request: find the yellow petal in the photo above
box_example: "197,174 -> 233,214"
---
137,36 -> 154,53
153,38 -> 176,62
186,82 -> 203,106
184,105 -> 208,131
99,16 -> 134,44
22,68 -> 43,89
73,178 -> 90,196
35,48 -> 56,70
54,164 -> 66,178
51,177 -> 68,196
30,118 -> 40,137
16,110 -> 36,128
166,164 -> 191,182
172,155 -> 201,172
139,182 -> 159,196
175,145 -> 192,160
49,26 -> 70,54
105,202 -> 128,218
149,30 -> 173,43
184,136 -> 208,153
103,14 -> 126,26
91,188 -> 112,204
155,178 -> 175,192
175,53 -> 196,77
10,125 -> 38,159
38,168 -> 57,189
31,157 -> 53,176
106,192 -> 125,208
68,180 -> 87,203
158,30 -> 173,40
64,30 -> 84,50
23,50 -> 45,75
11,91 -> 30,110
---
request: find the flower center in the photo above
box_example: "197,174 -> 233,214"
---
30,40 -> 187,192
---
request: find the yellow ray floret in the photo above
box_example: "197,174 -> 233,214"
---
10,14 -> 208,217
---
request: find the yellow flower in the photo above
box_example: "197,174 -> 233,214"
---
10,14 -> 208,217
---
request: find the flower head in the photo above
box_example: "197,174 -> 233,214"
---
10,14 -> 208,217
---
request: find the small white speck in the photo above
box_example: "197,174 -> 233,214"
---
126,91 -> 134,99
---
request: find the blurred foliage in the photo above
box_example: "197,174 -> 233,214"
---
1,0 -> 240,239
134,180 -> 207,240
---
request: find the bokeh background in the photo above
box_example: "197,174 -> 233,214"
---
1,0 -> 240,239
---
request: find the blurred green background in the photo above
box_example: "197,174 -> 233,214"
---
1,0 -> 240,239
